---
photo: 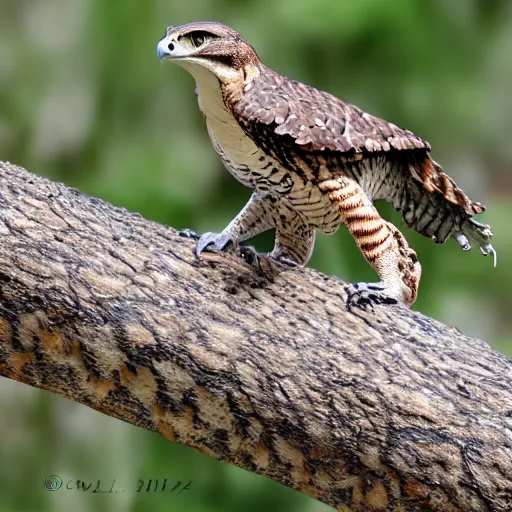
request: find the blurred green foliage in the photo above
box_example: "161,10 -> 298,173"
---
0,0 -> 511,511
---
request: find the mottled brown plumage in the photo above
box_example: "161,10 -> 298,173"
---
234,67 -> 484,217
157,21 -> 495,306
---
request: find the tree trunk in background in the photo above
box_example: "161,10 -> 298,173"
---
0,161 -> 510,512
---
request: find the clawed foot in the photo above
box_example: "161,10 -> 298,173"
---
194,231 -> 234,257
268,247 -> 303,270
179,229 -> 235,257
456,220 -> 497,267
178,229 -> 300,272
345,282 -> 398,310
179,229 -> 264,266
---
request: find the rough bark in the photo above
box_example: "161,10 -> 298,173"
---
0,161 -> 510,512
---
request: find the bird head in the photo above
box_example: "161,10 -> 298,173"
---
157,22 -> 259,84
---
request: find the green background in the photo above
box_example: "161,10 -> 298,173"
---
0,1 -> 510,511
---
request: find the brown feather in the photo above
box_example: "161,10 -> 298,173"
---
233,65 -> 483,217
412,158 -> 484,215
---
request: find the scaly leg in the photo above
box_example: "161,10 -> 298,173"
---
271,201 -> 316,266
319,177 -> 422,306
195,191 -> 276,256
195,192 -> 316,267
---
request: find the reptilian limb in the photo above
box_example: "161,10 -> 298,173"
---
196,192 -> 316,266
271,203 -> 316,266
319,177 -> 421,307
195,191 -> 274,255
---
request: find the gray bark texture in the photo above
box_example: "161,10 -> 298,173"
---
0,161 -> 510,512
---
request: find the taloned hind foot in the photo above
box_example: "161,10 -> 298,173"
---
320,177 -> 422,307
195,231 -> 234,256
345,282 -> 399,310
345,222 -> 421,308
183,191 -> 317,271
456,218 -> 496,267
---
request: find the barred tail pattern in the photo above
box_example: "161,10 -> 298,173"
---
348,154 -> 495,264
410,157 -> 485,216
398,160 -> 494,262
399,176 -> 465,244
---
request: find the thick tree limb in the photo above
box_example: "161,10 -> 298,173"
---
0,161 -> 510,511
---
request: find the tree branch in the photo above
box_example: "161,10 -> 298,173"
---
0,161 -> 510,511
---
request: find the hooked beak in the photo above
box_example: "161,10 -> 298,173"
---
157,32 -> 198,62
157,37 -> 173,62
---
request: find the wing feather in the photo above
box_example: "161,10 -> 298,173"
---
235,67 -> 429,154
233,66 -> 483,216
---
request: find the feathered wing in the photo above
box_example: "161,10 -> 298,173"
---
233,66 -> 484,217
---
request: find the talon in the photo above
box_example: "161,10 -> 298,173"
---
480,244 -> 498,267
458,219 -> 495,265
456,233 -> 471,251
195,232 -> 233,257
345,282 -> 398,310
491,246 -> 497,268
268,246 -> 303,269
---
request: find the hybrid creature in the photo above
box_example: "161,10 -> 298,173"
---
157,21 -> 495,306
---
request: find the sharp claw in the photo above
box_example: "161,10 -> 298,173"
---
456,233 -> 471,251
268,249 -> 302,269
274,256 -> 300,268
480,244 -> 498,267
195,238 -> 210,257
457,219 -> 495,265
195,233 -> 232,257
345,282 -> 398,310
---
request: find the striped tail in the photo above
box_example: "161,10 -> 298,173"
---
400,156 -> 495,265
410,157 -> 484,216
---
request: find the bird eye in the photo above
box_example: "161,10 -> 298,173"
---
191,33 -> 205,47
